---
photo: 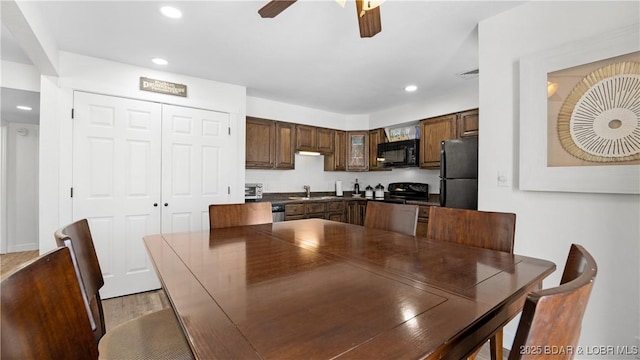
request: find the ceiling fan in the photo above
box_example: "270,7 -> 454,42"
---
258,0 -> 383,38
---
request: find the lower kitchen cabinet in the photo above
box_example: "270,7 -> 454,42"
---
346,200 -> 367,226
285,200 -> 345,221
326,200 -> 345,222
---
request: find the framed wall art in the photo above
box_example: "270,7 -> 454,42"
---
520,24 -> 640,194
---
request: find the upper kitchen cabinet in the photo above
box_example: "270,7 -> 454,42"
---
369,128 -> 389,171
346,131 -> 369,171
419,114 -> 457,169
246,117 -> 275,169
296,125 -> 334,154
275,121 -> 296,169
457,109 -> 479,138
419,108 -> 479,169
317,128 -> 335,154
295,124 -> 317,152
324,130 -> 347,171
246,117 -> 295,169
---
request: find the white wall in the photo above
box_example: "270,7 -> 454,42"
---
39,52 -> 247,253
5,123 -> 39,252
479,1 -> 640,355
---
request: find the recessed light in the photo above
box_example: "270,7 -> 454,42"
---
16,105 -> 32,111
152,58 -> 168,66
160,6 -> 182,19
404,85 -> 418,92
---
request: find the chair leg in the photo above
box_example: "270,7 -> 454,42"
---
489,330 -> 504,360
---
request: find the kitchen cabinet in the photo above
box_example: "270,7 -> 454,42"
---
285,200 -> 345,221
324,130 -> 347,171
246,117 -> 295,169
246,117 -> 275,169
275,122 -> 296,169
346,131 -> 369,171
326,200 -> 345,222
419,114 -> 457,169
346,200 -> 367,225
415,205 -> 432,238
369,128 -> 389,171
284,203 -> 305,221
317,128 -> 335,154
297,125 -> 334,154
457,109 -> 479,138
295,124 -> 317,152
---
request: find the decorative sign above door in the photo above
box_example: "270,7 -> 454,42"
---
140,77 -> 187,97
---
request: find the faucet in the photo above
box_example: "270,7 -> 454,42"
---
304,185 -> 311,198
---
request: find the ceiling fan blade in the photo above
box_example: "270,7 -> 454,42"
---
355,0 -> 382,38
258,0 -> 297,18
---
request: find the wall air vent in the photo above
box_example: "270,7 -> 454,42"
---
456,69 -> 479,80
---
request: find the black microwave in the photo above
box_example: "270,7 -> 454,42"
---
377,139 -> 419,168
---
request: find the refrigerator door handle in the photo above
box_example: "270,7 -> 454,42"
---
440,140 -> 446,178
439,179 -> 445,207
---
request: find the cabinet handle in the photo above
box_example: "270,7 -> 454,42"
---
153,203 -> 158,207
164,203 -> 168,207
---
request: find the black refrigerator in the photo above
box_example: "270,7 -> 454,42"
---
439,137 -> 478,210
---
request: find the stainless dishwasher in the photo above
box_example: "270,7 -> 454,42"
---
271,203 -> 285,222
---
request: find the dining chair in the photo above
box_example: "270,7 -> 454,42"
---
55,219 -> 193,359
509,243 -> 597,360
1,247 -> 99,359
209,201 -> 273,229
364,201 -> 419,236
427,206 -> 516,360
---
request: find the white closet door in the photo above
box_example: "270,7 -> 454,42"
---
161,105 -> 231,233
73,92 -> 162,298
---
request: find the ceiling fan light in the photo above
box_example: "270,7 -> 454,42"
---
359,0 -> 383,17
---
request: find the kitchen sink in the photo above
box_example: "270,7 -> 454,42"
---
288,196 -> 339,200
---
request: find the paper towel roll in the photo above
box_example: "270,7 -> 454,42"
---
336,180 -> 343,196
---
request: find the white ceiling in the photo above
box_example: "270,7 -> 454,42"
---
2,0 -> 524,116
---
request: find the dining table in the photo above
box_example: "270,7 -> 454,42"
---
143,218 -> 556,360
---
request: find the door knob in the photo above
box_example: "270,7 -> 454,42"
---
153,203 -> 158,207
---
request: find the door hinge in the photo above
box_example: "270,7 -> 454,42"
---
71,108 -> 74,119
70,187 -> 73,198
228,127 -> 231,135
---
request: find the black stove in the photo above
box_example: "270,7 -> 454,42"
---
386,182 -> 430,202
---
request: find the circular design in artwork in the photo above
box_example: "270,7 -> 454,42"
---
557,61 -> 640,162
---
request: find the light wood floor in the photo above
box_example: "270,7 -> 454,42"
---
1,250 -> 505,359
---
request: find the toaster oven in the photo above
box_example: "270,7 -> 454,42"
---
245,183 -> 263,200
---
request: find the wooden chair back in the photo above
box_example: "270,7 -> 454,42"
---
509,244 -> 597,360
364,201 -> 419,236
54,219 -> 106,342
209,202 -> 273,229
1,247 -> 99,359
427,207 -> 516,253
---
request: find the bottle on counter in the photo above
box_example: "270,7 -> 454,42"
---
354,179 -> 360,195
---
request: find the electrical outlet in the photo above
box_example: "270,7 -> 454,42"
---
497,171 -> 509,187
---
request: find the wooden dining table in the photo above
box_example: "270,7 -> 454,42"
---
143,218 -> 555,360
